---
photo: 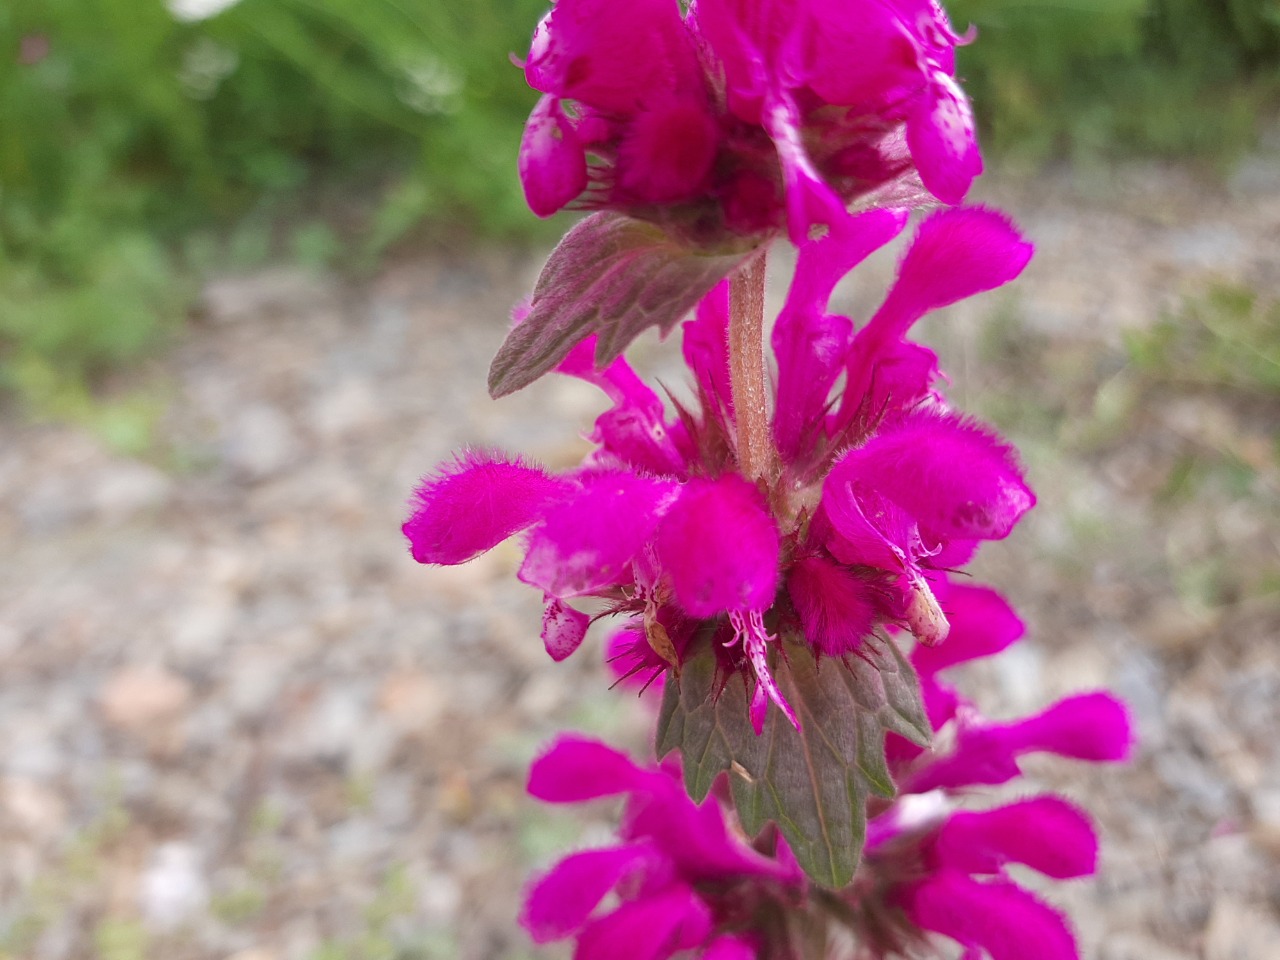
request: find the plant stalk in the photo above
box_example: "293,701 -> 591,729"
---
728,251 -> 774,483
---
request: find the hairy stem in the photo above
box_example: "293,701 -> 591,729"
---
729,251 -> 774,483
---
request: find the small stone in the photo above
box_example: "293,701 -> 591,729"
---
90,461 -> 174,523
1249,785 -> 1280,855
140,841 -> 208,931
1099,932 -> 1194,960
1204,900 -> 1280,960
377,670 -> 445,733
419,872 -> 462,924
222,404 -> 301,481
227,651 -> 288,718
1,778 -> 67,837
309,377 -> 380,441
224,950 -> 278,960
100,665 -> 192,731
438,770 -> 473,824
171,592 -> 236,662
1144,598 -> 1218,653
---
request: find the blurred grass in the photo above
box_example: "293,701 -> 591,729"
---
972,281 -> 1280,615
0,0 -> 549,425
950,0 -> 1280,164
0,0 -> 1277,427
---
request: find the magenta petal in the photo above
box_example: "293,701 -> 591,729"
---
886,207 -> 1032,329
528,736 -> 665,803
902,873 -> 1080,960
575,886 -> 712,960
805,5 -> 922,106
771,309 -> 852,459
519,95 -> 588,218
907,728 -> 1021,793
785,208 -> 911,317
682,282 -> 734,422
542,597 -> 591,662
907,71 -> 983,205
656,476 -> 780,617
403,450 -> 570,565
770,207 -> 907,459
820,465 -> 917,574
860,339 -> 941,420
921,672 -> 961,732
772,208 -> 910,456
604,625 -> 668,694
691,0 -> 775,117
521,842 -> 662,942
527,0 -> 699,113
787,556 -> 878,657
912,692 -> 1133,791
841,207 -> 1030,416
520,471 -> 677,597
701,936 -> 757,960
846,411 -> 1035,541
557,336 -> 684,474
763,91 -> 851,245
934,797 -> 1098,880
557,335 -> 657,404
1008,692 -> 1135,762
912,585 -> 1024,676
618,95 -> 719,203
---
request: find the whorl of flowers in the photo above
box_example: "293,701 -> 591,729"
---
405,204 -> 1033,735
521,594 -> 1131,959
518,0 -> 981,246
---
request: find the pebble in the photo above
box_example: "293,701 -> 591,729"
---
140,841 -> 209,931
1,777 -> 68,837
1203,900 -> 1280,960
1099,932 -> 1195,960
99,664 -> 193,732
222,403 -> 302,480
89,460 -> 174,523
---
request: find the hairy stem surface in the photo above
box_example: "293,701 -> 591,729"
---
729,252 -> 774,483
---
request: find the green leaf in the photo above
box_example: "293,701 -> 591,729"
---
656,635 -> 930,889
487,212 -> 748,397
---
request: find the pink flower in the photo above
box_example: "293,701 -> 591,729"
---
521,736 -> 799,960
404,206 -> 1034,734
518,0 -> 983,243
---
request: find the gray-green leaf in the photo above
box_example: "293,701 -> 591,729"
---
487,212 -> 748,398
656,636 -> 931,889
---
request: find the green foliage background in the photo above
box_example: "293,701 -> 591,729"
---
949,0 -> 1280,161
0,0 -> 1276,417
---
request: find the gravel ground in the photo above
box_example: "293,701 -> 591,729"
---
1,159 -> 1278,960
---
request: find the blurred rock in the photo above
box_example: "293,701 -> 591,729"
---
1100,933 -> 1195,960
1204,900 -> 1280,960
1,778 -> 67,837
222,404 -> 301,481
99,664 -> 192,731
89,460 -> 174,523
140,841 -> 209,931
308,377 -> 380,441
1248,785 -> 1280,856
377,669 -> 445,733
171,590 -> 237,663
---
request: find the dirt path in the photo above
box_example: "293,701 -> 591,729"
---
1,160 -> 1278,960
